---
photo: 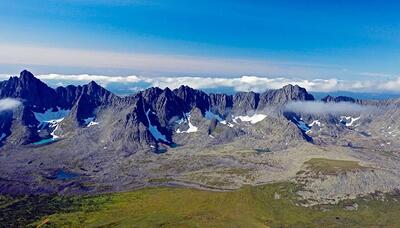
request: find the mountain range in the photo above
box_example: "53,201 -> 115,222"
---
1,70 -> 400,206
0,70 -> 315,150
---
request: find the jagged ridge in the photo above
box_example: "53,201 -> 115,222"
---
0,70 -> 314,148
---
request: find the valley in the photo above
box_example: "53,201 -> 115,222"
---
1,71 -> 400,226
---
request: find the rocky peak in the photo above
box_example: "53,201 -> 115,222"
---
173,85 -> 210,113
82,81 -> 115,105
321,95 -> 356,103
141,87 -> 164,103
19,70 -> 37,83
282,84 -> 314,100
85,81 -> 101,93
0,70 -> 58,110
258,84 -> 314,109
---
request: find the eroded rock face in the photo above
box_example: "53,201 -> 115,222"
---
209,93 -> 233,117
232,92 -> 260,115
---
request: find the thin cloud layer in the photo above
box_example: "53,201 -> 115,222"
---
0,98 -> 22,112
285,101 -> 374,115
0,43 -> 330,77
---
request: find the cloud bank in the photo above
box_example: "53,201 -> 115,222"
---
2,73 -> 398,93
0,98 -> 22,112
285,101 -> 374,115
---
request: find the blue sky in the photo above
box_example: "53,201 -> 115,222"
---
0,1 -> 400,85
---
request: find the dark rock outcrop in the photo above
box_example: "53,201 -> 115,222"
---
322,95 -> 357,103
258,84 -> 314,110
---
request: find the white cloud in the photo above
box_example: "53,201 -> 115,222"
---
38,73 -> 141,83
143,76 -> 340,92
377,77 -> 400,91
285,101 -> 374,114
0,98 -> 22,112
4,73 -> 397,93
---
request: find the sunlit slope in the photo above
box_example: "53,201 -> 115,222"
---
19,183 -> 400,227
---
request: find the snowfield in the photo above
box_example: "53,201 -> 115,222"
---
233,113 -> 267,124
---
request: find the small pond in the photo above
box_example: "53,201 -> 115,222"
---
47,169 -> 79,180
254,148 -> 271,153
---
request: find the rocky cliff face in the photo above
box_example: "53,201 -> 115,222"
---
209,93 -> 233,117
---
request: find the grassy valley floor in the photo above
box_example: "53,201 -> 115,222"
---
1,182 -> 400,227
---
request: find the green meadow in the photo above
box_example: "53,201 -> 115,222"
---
1,182 -> 400,227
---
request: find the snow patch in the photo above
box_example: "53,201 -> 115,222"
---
145,109 -> 170,143
33,108 -> 70,129
32,107 -> 70,143
309,120 -> 321,127
84,117 -> 99,127
176,113 -> 198,133
87,121 -> 99,127
51,124 -> 61,139
340,116 -> 360,127
233,113 -> 267,124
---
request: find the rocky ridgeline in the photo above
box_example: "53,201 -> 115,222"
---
0,70 -> 315,148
